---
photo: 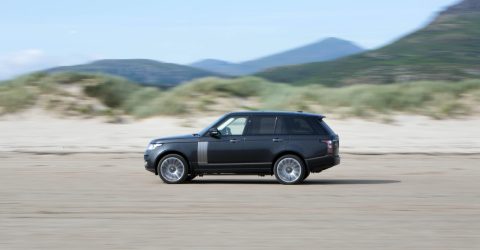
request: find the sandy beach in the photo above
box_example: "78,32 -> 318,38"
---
1,110 -> 479,154
0,153 -> 479,249
1,112 -> 479,249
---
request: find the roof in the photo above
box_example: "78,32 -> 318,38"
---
227,111 -> 325,118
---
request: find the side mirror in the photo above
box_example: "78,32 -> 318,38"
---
209,128 -> 220,138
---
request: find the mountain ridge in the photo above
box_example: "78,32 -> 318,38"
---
441,0 -> 480,14
190,37 -> 364,76
257,0 -> 480,86
45,59 -> 223,87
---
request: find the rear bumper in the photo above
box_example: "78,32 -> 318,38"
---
306,155 -> 340,173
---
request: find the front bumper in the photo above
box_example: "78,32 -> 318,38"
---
144,151 -> 158,174
144,159 -> 155,173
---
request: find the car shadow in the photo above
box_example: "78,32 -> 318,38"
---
304,179 -> 400,185
187,179 -> 400,185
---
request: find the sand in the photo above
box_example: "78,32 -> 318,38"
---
0,110 -> 479,154
0,153 -> 479,249
1,111 -> 479,249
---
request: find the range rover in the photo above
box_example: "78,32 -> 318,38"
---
144,111 -> 340,184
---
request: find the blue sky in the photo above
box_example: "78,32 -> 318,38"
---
0,0 -> 458,79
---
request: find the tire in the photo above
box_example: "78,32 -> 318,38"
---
273,155 -> 306,185
157,154 -> 189,184
303,171 -> 310,180
185,174 -> 197,181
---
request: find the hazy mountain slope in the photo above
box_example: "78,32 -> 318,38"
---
190,59 -> 256,76
45,59 -> 222,87
190,38 -> 364,76
242,37 -> 364,71
258,0 -> 480,86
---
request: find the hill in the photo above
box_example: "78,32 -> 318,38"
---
258,0 -> 480,86
45,59 -> 223,87
190,37 -> 364,76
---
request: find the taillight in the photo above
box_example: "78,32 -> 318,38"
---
322,140 -> 333,154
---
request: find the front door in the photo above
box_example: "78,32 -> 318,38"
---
200,116 -> 248,171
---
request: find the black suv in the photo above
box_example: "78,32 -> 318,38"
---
144,111 -> 340,184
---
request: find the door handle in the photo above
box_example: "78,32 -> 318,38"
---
229,139 -> 239,143
272,138 -> 283,142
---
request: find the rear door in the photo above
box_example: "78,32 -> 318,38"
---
281,116 -> 327,158
242,115 -> 284,170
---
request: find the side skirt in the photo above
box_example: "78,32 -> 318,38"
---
194,162 -> 272,174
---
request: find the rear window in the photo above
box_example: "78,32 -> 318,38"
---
246,116 -> 276,135
275,116 -> 316,135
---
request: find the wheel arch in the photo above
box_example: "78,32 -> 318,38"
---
271,151 -> 309,173
154,150 -> 191,175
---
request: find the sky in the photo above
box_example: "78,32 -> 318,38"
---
0,0 -> 459,80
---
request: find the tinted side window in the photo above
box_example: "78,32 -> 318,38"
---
275,116 -> 316,135
246,116 -> 276,135
290,117 -> 315,135
313,119 -> 334,136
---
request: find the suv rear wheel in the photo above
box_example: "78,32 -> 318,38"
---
273,155 -> 305,185
157,154 -> 189,184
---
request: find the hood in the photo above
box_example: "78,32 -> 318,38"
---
150,134 -> 199,144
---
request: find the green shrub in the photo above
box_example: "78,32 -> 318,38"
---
0,81 -> 37,113
84,78 -> 140,108
0,89 -> 36,113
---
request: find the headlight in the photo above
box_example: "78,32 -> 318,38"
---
147,143 -> 163,150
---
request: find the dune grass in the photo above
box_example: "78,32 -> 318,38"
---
158,77 -> 480,118
0,73 -> 53,113
1,72 -> 479,119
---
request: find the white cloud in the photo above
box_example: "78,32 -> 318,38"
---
68,29 -> 78,35
0,49 -> 99,80
0,49 -> 52,80
4,49 -> 45,66
0,49 -> 108,80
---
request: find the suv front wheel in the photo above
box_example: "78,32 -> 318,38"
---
157,154 -> 189,184
273,155 -> 306,185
